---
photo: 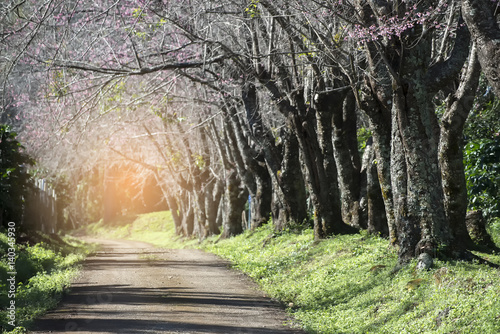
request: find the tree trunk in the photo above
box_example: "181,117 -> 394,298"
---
390,94 -> 418,263
357,0 -> 472,262
362,138 -> 388,236
466,210 -> 498,249
462,0 -> 500,96
205,179 -> 222,235
393,81 -> 451,262
166,194 -> 183,235
222,168 -> 248,238
393,18 -> 473,262
439,46 -> 481,252
272,121 -> 308,231
180,191 -> 194,236
227,90 -> 273,229
251,174 -> 273,228
308,91 -> 357,238
193,184 -> 207,239
360,43 -> 397,244
237,83 -> 308,231
332,91 -> 364,229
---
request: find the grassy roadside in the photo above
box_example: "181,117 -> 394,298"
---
83,211 -> 500,334
82,211 -> 202,249
0,231 -> 96,334
208,226 -> 500,333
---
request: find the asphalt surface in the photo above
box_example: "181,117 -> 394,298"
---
30,239 -> 305,334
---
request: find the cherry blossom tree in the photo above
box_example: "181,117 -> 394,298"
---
1,0 -> 495,263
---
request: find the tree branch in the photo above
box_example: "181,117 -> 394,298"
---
426,15 -> 471,92
49,55 -> 227,75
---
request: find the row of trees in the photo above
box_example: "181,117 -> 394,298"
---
1,0 -> 499,263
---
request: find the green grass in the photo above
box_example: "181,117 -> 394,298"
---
82,211 -> 500,333
206,226 -> 500,334
0,232 -> 95,334
82,211 -> 204,249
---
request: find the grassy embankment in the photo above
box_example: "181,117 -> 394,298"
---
85,211 -> 500,334
0,232 -> 95,334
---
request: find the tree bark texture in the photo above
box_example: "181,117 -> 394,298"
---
462,0 -> 500,96
204,178 -> 222,236
239,82 -> 308,231
222,168 -> 248,238
238,84 -> 273,228
466,210 -> 498,249
439,46 -> 481,252
180,191 -> 195,236
361,39 -> 397,244
393,77 -> 452,261
362,139 -> 389,237
332,91 -> 365,229
166,194 -> 183,235
272,119 -> 308,231
390,95 -> 419,263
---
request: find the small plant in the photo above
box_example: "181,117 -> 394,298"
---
463,91 -> 500,224
357,127 -> 372,155
0,232 -> 92,332
464,137 -> 500,219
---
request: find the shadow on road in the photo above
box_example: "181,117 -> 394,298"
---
30,240 -> 304,333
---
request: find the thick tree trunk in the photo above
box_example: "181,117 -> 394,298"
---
202,178 -> 222,237
462,0 -> 500,96
250,173 -> 273,228
303,91 -> 357,238
182,205 -> 195,237
179,190 -> 194,236
357,0 -> 472,262
360,47 -> 397,244
393,81 -> 451,262
206,179 -> 223,235
362,139 -> 388,236
313,96 -> 343,237
237,86 -> 308,231
184,206 -> 195,237
272,122 -> 308,231
332,91 -> 364,229
166,194 -> 183,235
228,89 -> 273,229
390,96 -> 418,263
193,184 -> 207,239
293,104 -> 336,237
439,47 -> 481,251
395,19 -> 472,262
222,168 -> 248,238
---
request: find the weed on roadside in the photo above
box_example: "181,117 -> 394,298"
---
0,232 -> 94,333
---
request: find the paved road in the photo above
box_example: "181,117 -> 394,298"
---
30,239 -> 305,334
